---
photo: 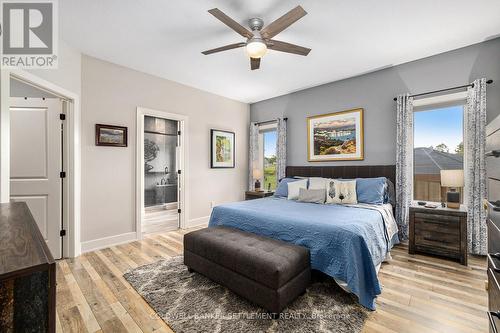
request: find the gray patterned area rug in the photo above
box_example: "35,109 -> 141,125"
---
123,256 -> 368,333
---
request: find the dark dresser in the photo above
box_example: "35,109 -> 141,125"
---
487,116 -> 500,333
0,202 -> 56,332
488,203 -> 500,333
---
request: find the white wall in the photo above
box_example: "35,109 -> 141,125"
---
27,41 -> 82,98
81,55 -> 249,242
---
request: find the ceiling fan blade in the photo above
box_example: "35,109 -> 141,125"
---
250,57 -> 261,70
208,8 -> 253,39
202,42 -> 246,55
260,6 -> 307,39
267,40 -> 311,56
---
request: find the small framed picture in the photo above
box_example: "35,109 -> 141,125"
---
210,129 -> 235,168
95,124 -> 128,147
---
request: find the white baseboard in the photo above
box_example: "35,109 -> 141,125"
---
81,217 -> 208,253
185,216 -> 210,228
81,232 -> 138,253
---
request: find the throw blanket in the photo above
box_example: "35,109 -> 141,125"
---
208,197 -> 399,310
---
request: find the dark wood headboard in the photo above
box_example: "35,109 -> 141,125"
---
286,165 -> 396,185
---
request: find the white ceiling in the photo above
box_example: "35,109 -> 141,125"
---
60,1 -> 500,103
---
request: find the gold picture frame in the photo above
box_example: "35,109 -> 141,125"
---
307,108 -> 364,162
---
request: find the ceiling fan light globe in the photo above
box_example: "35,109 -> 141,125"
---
246,40 -> 267,58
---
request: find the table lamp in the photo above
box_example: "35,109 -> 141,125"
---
440,169 -> 464,209
253,168 -> 263,191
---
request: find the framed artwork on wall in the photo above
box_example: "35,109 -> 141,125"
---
210,129 -> 235,168
95,124 -> 128,147
307,108 -> 364,161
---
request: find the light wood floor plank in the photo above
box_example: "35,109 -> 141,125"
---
147,235 -> 182,255
57,227 -> 488,333
58,261 -> 101,333
142,237 -> 179,257
156,235 -> 182,252
128,240 -> 171,261
109,247 -> 138,269
67,257 -> 129,332
59,306 -> 91,333
380,272 -> 487,313
115,243 -> 152,266
91,244 -> 174,332
379,269 -> 487,305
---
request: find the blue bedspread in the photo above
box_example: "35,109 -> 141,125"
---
208,197 -> 398,310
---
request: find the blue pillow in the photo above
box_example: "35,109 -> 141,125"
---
356,177 -> 387,205
274,178 -> 301,198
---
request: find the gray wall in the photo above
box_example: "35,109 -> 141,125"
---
250,37 -> 500,166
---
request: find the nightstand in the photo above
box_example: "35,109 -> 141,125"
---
245,190 -> 274,200
409,202 -> 468,265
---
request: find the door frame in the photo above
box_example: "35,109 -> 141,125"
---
136,107 -> 188,239
0,69 -> 81,258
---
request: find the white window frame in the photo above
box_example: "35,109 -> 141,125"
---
257,123 -> 277,190
412,91 -> 468,204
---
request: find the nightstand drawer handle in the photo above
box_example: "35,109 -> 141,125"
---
421,220 -> 444,225
488,311 -> 499,333
423,236 -> 454,244
488,253 -> 500,273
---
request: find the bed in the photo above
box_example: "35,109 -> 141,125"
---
208,165 -> 399,310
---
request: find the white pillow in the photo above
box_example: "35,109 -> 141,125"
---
287,179 -> 308,200
325,179 -> 357,204
308,177 -> 327,190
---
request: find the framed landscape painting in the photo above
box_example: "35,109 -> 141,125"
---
307,108 -> 364,161
95,124 -> 128,147
211,129 -> 235,168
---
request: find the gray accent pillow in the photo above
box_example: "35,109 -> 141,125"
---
385,179 -> 396,206
298,188 -> 325,204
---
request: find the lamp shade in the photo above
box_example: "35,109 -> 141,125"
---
246,39 -> 267,58
440,169 -> 464,187
253,168 -> 262,179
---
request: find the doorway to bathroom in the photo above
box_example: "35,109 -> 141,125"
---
143,115 -> 179,232
136,107 -> 187,237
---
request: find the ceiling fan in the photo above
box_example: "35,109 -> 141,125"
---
202,5 -> 311,70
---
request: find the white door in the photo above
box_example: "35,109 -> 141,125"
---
10,98 -> 63,259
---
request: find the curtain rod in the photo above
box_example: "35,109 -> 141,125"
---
254,117 -> 288,126
392,79 -> 493,101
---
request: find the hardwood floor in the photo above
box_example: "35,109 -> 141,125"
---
56,227 -> 488,333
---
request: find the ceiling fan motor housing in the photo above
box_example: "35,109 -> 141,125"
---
248,17 -> 264,31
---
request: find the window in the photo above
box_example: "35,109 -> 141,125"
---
262,129 -> 277,191
413,105 -> 464,203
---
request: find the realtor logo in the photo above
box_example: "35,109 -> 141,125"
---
1,0 -> 58,68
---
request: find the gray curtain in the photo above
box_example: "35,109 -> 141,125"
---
248,122 -> 259,190
395,94 -> 414,240
465,78 -> 488,255
276,118 -> 287,181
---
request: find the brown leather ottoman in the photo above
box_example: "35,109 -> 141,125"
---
184,226 -> 311,315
